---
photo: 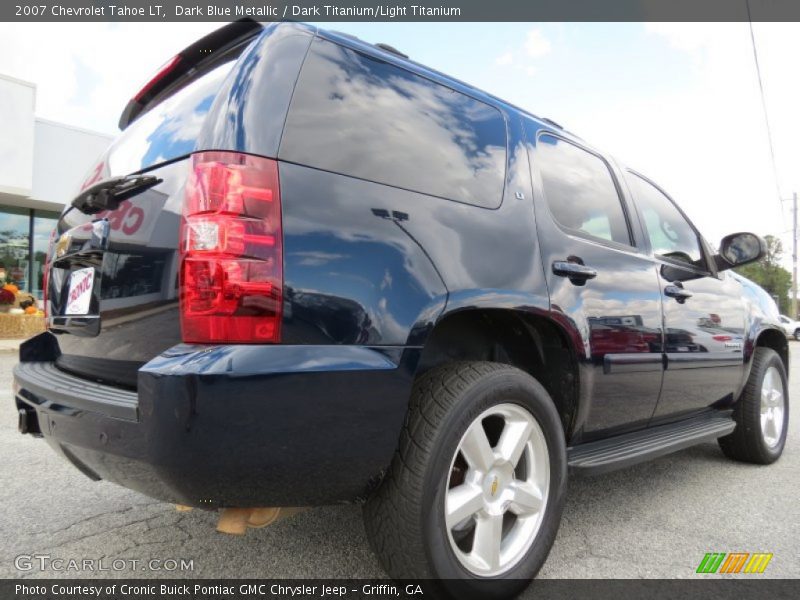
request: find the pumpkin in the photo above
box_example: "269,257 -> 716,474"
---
24,306 -> 38,315
2,283 -> 18,295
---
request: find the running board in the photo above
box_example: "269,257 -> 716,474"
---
567,412 -> 736,475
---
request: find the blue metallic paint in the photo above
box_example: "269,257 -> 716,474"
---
13,22 -> 788,507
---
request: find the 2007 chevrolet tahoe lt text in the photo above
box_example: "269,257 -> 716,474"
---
12,20 -> 789,599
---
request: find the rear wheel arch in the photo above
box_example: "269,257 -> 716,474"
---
414,308 -> 580,439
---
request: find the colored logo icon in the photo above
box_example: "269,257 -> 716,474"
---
696,552 -> 773,574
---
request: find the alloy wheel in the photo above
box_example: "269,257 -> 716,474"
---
444,403 -> 550,577
760,366 -> 786,449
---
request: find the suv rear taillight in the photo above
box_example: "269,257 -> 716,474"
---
180,151 -> 282,344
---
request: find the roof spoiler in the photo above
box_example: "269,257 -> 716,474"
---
118,18 -> 262,130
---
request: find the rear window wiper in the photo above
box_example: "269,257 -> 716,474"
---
71,175 -> 161,215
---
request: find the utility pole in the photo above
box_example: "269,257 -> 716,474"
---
793,192 -> 798,319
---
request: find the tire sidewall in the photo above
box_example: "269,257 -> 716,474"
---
419,368 -> 566,598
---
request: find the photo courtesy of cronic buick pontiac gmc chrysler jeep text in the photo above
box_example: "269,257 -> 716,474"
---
12,20 -> 789,599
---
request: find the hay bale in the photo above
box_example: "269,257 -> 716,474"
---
0,313 -> 46,339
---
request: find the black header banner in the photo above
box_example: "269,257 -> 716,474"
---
3,0 -> 800,22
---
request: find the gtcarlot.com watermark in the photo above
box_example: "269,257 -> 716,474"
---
14,553 -> 194,573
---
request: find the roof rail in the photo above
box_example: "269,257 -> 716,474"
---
328,31 -> 409,60
542,117 -> 564,130
374,42 -> 409,59
329,30 -> 360,41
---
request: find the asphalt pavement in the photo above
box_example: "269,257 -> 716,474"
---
0,348 -> 797,581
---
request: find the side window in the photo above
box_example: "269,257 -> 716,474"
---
536,134 -> 631,246
281,39 -> 507,208
629,174 -> 705,268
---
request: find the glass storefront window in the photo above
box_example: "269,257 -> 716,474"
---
32,210 -> 59,299
0,206 -> 31,290
0,206 -> 60,301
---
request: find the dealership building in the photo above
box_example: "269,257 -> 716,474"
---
0,73 -> 112,299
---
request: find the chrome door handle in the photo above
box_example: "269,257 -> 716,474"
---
664,284 -> 693,303
552,260 -> 597,285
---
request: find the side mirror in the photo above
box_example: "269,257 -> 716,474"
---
715,232 -> 767,271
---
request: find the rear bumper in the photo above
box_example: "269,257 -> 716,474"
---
14,333 -> 418,507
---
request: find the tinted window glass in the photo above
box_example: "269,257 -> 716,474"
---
536,135 -> 630,245
32,210 -> 59,299
100,253 -> 166,300
106,60 -> 235,175
281,39 -> 507,207
630,174 -> 704,266
0,206 -> 30,290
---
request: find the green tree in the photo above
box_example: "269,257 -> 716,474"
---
735,235 -> 793,315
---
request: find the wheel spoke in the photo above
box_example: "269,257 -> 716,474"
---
445,484 -> 484,529
762,370 -> 782,407
768,370 -> 778,393
765,411 -> 779,440
763,369 -> 774,393
472,513 -> 503,570
509,481 -> 543,516
496,420 -> 532,467
460,421 -> 495,472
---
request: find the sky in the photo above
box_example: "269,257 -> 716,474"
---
0,21 -> 797,264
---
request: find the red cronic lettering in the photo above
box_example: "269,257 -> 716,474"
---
122,206 -> 144,235
80,162 -> 104,191
69,274 -> 91,304
107,201 -> 130,231
94,200 -> 144,237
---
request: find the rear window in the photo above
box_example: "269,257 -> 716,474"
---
105,60 -> 236,176
280,38 -> 507,208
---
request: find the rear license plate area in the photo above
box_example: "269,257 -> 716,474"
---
65,267 -> 96,315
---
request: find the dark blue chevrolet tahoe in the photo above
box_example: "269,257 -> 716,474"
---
13,20 -> 790,598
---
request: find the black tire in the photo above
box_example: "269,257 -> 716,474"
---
363,361 -> 567,600
794,328 -> 800,341
719,347 -> 789,464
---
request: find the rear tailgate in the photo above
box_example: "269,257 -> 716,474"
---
46,22 -> 263,389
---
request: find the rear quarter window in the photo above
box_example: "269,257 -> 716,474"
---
280,38 -> 507,208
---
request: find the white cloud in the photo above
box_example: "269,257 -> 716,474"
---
495,51 -> 514,66
494,28 -> 552,75
645,22 -> 712,52
524,28 -> 552,59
